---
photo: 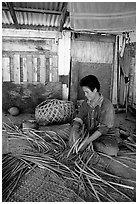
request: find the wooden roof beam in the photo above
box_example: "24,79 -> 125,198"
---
6,2 -> 19,28
3,6 -> 62,15
59,3 -> 69,32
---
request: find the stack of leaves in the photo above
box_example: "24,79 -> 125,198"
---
2,121 -> 136,202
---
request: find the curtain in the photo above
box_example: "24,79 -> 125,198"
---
68,2 -> 136,34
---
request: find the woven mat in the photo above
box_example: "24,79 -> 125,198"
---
8,167 -> 84,202
3,123 -> 136,202
4,124 -> 84,202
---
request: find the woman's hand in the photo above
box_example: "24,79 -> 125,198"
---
78,137 -> 89,152
69,126 -> 81,148
69,129 -> 74,147
78,130 -> 102,152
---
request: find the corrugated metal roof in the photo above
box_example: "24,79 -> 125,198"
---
12,2 -> 64,11
2,2 -> 70,30
2,10 -> 14,24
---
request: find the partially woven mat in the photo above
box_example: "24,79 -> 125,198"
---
6,124 -> 72,154
8,167 -> 84,202
2,122 -> 136,202
3,124 -> 84,202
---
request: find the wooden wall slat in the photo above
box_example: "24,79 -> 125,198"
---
2,57 -> 10,81
2,35 -> 59,85
13,54 -> 20,83
23,57 -> 27,82
40,55 -> 46,84
37,57 -> 40,82
71,40 -> 113,64
2,29 -> 60,40
3,41 -> 58,86
27,55 -> 33,83
52,55 -> 58,82
52,55 -> 58,68
3,38 -> 56,53
20,57 -> 23,82
10,56 -> 14,82
46,58 -> 50,82
49,57 -> 53,82
33,57 -> 38,83
52,68 -> 58,82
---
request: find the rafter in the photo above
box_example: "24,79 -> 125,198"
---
6,2 -> 19,29
3,2 -> 69,30
59,3 -> 69,32
3,6 -> 62,15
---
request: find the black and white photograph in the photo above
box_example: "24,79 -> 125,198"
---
2,1 -> 136,202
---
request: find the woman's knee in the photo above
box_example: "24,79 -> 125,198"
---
93,141 -> 119,156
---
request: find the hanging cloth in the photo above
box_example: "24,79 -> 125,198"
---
119,46 -> 131,80
68,2 -> 136,34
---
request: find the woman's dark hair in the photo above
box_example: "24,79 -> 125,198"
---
80,75 -> 100,92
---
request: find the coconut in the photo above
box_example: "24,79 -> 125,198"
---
8,107 -> 20,116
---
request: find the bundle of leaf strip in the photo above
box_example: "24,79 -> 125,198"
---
3,154 -> 84,202
2,122 -> 45,155
2,122 -> 136,202
3,122 -> 67,156
3,122 -> 32,154
35,99 -> 75,125
79,150 -> 136,201
2,153 -> 36,201
67,124 -> 90,156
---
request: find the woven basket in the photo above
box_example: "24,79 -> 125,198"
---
35,99 -> 75,125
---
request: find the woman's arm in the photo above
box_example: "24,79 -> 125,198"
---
69,101 -> 88,147
79,130 -> 102,152
88,130 -> 102,143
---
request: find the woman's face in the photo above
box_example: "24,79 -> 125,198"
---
82,86 -> 96,101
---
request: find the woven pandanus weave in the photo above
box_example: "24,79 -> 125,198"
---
35,99 -> 75,125
7,167 -> 84,202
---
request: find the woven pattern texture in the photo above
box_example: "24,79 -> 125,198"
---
35,99 -> 75,125
8,167 -> 84,202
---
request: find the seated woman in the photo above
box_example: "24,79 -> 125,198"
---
69,75 -> 120,156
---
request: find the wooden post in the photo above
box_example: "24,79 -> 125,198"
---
112,36 -> 118,105
70,61 -> 79,104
